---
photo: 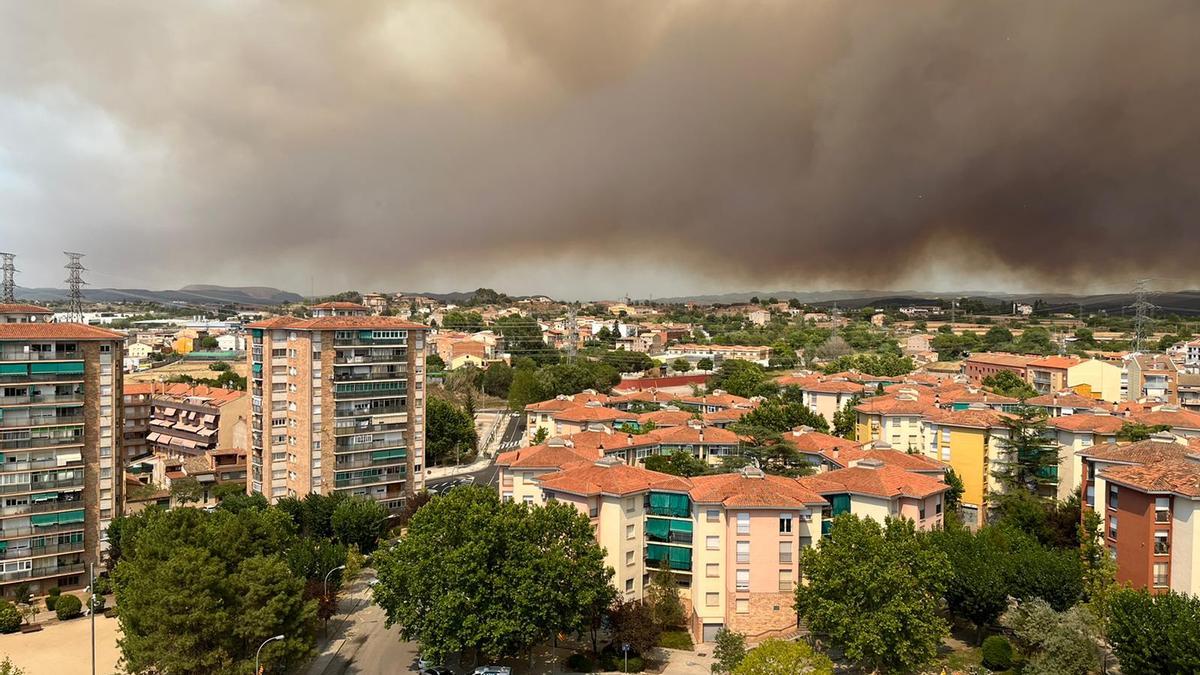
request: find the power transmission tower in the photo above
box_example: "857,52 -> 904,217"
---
64,252 -> 87,323
1131,278 -> 1157,353
950,297 -> 958,326
0,252 -> 15,303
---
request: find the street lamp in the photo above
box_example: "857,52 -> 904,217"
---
255,634 -> 285,675
323,565 -> 346,599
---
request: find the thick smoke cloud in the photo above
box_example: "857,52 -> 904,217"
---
0,1 -> 1198,296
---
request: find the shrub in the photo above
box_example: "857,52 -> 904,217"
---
598,647 -> 646,673
0,601 -> 20,633
54,594 -> 82,621
565,652 -> 596,673
981,635 -> 1013,671
43,595 -> 57,612
659,630 -> 694,650
47,586 -> 61,597
93,576 -> 113,596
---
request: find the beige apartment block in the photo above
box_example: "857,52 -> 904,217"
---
247,304 -> 428,509
0,309 -> 124,595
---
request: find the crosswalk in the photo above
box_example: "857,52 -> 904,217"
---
496,440 -> 524,451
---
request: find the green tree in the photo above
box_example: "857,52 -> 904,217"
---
737,390 -> 829,434
981,370 -> 1038,399
507,366 -> 543,411
1079,510 -> 1117,628
481,361 -> 514,398
1116,421 -> 1171,442
821,353 -> 914,377
671,358 -> 692,374
732,639 -> 832,675
991,404 -> 1057,502
643,451 -> 710,477
710,628 -> 746,674
1001,599 -> 1100,675
1108,589 -> 1200,675
441,310 -> 484,331
0,601 -> 20,634
0,657 -> 25,675
170,476 -> 204,505
794,516 -> 949,673
942,468 -> 965,515
198,336 -> 219,350
983,325 -> 1014,349
831,395 -> 860,439
733,426 -> 813,477
426,396 -> 478,465
710,360 -> 775,398
372,486 -> 615,662
645,566 -> 686,628
697,357 -> 714,372
531,427 -> 549,445
331,497 -> 389,554
426,353 -> 446,371
608,597 -> 661,659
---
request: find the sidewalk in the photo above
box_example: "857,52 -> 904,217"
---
305,575 -> 377,675
424,455 -> 493,481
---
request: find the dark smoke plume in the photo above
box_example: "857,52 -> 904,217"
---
0,1 -> 1198,295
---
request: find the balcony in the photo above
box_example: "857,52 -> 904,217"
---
0,561 -> 86,583
334,352 -> 408,365
336,439 -> 407,453
331,369 -> 407,382
0,352 -> 81,362
645,543 -> 692,572
334,403 -> 407,418
334,452 -> 408,470
334,421 -> 406,436
1,499 -> 84,517
333,469 -> 406,489
0,457 -> 73,473
645,492 -> 692,519
0,475 -> 86,496
0,521 -> 86,540
1155,538 -> 1170,555
0,413 -> 85,430
645,517 -> 694,545
0,393 -> 85,407
0,540 -> 84,560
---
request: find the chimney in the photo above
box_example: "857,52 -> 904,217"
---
857,457 -> 885,470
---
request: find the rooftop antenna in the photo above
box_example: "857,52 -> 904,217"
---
64,251 -> 87,323
1131,278 -> 1157,353
0,252 -> 16,303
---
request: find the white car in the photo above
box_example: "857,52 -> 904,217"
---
472,668 -> 512,675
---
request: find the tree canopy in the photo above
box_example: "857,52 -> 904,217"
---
1108,589 -> 1200,675
426,396 -> 478,464
732,639 -> 833,675
981,370 -> 1038,399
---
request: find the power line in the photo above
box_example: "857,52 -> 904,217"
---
64,252 -> 87,323
0,252 -> 16,304
1131,278 -> 1158,353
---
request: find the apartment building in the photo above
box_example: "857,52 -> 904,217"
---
1079,434 -> 1200,594
854,389 -> 936,452
664,344 -> 772,367
1066,358 -> 1124,403
798,459 -> 948,532
121,382 -> 153,460
1047,413 -> 1124,502
963,352 -> 1036,385
147,383 -> 248,458
1025,356 -> 1082,394
0,313 -> 124,594
126,448 -> 248,511
919,408 -> 1012,528
1125,354 -> 1180,403
796,379 -> 866,424
247,306 -> 428,509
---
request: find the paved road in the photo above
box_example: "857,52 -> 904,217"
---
425,413 -> 520,494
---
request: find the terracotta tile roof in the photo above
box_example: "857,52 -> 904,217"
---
1027,356 -> 1083,370
555,431 -> 660,454
786,428 -> 862,456
689,471 -> 827,508
647,425 -> 740,445
798,463 -> 948,499
552,405 -> 625,423
524,393 -> 610,412
803,379 -> 868,395
155,383 -> 246,407
0,304 -> 53,314
855,393 -> 937,416
939,389 -> 1018,406
537,461 -> 692,497
702,407 -> 752,424
964,352 -> 1037,368
1077,438 -> 1194,465
677,392 -> 755,409
774,373 -> 822,388
609,390 -> 681,405
833,448 -> 946,473
1047,414 -> 1126,434
0,323 -> 124,340
496,443 -> 600,470
923,408 -> 1014,429
1130,408 -> 1200,430
1027,391 -> 1106,408
638,410 -> 696,427
1100,460 -> 1200,498
247,316 -> 427,330
123,382 -> 155,396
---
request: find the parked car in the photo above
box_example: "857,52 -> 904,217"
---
420,668 -> 454,675
471,667 -> 512,675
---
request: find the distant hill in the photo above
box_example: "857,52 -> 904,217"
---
16,285 -> 304,307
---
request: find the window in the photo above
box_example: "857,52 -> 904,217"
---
800,536 -> 813,549
523,495 -> 533,505
624,496 -> 635,513
625,578 -> 634,592
736,541 -> 750,564
706,535 -> 720,550
627,524 -> 636,540
736,512 -> 750,534
735,569 -> 749,592
1154,531 -> 1170,555
1108,514 -> 1117,540
706,592 -> 719,607
1155,497 -> 1171,523
779,541 -> 792,563
779,513 -> 793,534
735,598 -> 749,614
706,509 -> 720,523
1108,484 -> 1119,509
1153,562 -> 1169,588
778,569 -> 793,592
935,495 -> 943,515
706,563 -> 719,578
626,550 -> 635,566
919,501 -> 926,520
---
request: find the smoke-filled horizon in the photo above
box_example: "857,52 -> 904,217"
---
1,1 -> 1198,298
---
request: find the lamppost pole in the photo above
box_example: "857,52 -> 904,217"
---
255,634 -> 285,675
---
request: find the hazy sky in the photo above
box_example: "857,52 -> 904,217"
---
1,1 -> 1198,300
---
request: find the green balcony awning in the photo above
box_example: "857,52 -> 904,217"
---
646,543 -> 671,563
0,363 -> 28,375
645,518 -> 671,540
30,362 -> 84,375
58,510 -> 85,524
31,492 -> 59,502
670,519 -> 693,534
668,545 -> 692,569
370,449 -> 406,461
830,493 -> 851,516
649,491 -> 690,517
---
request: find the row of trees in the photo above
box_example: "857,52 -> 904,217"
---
108,491 -> 386,674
